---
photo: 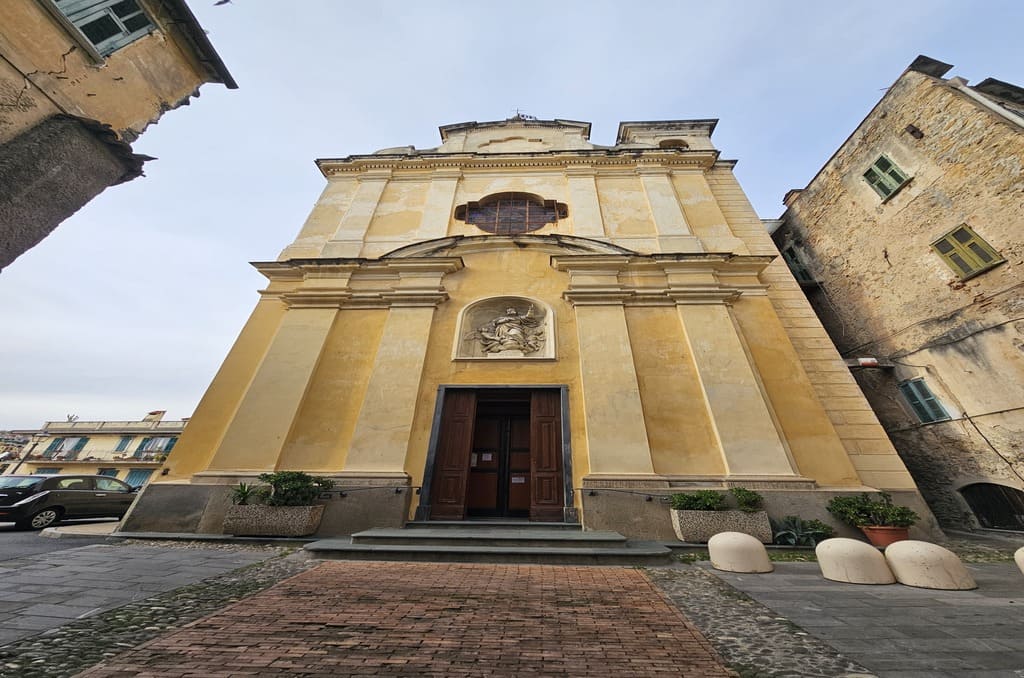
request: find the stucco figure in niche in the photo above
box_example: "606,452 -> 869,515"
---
455,297 -> 555,360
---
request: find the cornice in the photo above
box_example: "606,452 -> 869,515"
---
316,148 -> 720,177
554,253 -> 772,307
252,257 -> 463,310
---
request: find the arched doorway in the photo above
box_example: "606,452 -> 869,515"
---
960,483 -> 1024,530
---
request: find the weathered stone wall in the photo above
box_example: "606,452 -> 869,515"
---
0,1 -> 209,145
0,116 -> 135,269
777,67 -> 1024,528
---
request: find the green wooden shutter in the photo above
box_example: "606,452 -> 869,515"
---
899,379 -> 949,423
72,437 -> 89,452
164,437 -> 178,452
45,438 -> 63,453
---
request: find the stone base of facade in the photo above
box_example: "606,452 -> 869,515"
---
579,475 -> 944,542
121,472 -> 413,537
120,473 -> 943,543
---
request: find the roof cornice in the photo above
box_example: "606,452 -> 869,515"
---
315,148 -> 720,177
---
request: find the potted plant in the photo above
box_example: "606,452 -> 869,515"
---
772,515 -> 835,547
222,471 -> 334,537
826,492 -> 919,547
669,487 -> 773,544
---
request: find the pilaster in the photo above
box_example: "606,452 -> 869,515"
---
343,261 -> 460,472
669,274 -> 797,476
564,165 -> 605,238
206,305 -> 338,471
415,169 -> 461,241
556,257 -> 655,475
637,165 -> 703,253
322,169 -> 391,258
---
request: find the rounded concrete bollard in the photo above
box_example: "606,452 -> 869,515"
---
815,537 -> 895,585
884,540 -> 977,590
1015,546 -> 1024,576
708,531 -> 773,573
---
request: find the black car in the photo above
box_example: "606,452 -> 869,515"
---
0,474 -> 138,529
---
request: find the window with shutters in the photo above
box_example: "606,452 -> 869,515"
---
863,155 -> 910,200
42,437 -> 88,459
455,193 -> 568,235
115,436 -> 133,452
124,468 -> 154,487
53,0 -> 155,56
97,468 -> 119,477
134,436 -> 177,457
932,225 -> 1004,280
780,245 -> 817,284
898,378 -> 950,424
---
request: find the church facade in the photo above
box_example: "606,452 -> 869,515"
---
123,117 -> 936,540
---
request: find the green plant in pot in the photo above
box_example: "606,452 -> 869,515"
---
669,487 -> 772,544
826,492 -> 919,547
223,472 -> 335,537
772,515 -> 835,547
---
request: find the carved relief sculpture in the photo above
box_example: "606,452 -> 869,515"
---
471,306 -> 545,355
455,297 -> 554,360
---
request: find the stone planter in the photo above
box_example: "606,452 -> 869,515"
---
671,509 -> 773,544
222,504 -> 325,537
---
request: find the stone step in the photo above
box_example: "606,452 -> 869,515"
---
403,520 -> 581,530
304,539 -> 673,565
351,527 -> 626,548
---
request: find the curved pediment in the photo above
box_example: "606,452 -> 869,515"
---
380,234 -> 637,259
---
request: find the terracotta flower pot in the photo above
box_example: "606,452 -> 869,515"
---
859,525 -> 909,548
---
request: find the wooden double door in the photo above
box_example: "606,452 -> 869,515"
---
429,389 -> 564,521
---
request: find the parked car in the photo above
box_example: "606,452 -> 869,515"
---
0,475 -> 138,529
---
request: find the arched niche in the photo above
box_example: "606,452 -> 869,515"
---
454,296 -> 555,360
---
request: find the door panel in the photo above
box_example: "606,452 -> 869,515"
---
467,415 -> 500,513
430,391 -> 476,519
530,390 -> 564,521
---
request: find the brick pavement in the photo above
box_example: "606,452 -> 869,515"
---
79,561 -> 735,677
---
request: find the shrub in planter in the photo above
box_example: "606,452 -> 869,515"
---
772,515 -> 835,547
670,487 -> 772,544
223,472 -> 335,537
826,492 -> 919,547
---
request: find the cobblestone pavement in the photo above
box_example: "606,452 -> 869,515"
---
77,561 -> 735,677
0,547 -> 310,678
647,565 -> 875,678
712,562 -> 1024,678
0,543 -> 272,648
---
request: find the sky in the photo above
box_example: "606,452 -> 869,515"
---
2,0 -> 1023,430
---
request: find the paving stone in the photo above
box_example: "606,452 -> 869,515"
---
78,562 -> 733,678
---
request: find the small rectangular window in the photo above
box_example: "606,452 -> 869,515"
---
932,225 -> 1004,280
54,0 -> 154,56
899,378 -> 950,423
36,468 -> 61,475
863,155 -> 909,200
781,246 -> 817,284
97,468 -> 119,477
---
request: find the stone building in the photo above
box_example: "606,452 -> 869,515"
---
0,0 -> 235,270
3,410 -> 184,488
124,115 -> 937,540
772,56 -> 1024,530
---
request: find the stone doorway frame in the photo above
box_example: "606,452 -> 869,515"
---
414,384 -> 576,523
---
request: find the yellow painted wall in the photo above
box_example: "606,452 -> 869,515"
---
0,0 -> 213,144
594,176 -> 657,237
406,247 -> 589,495
278,309 -> 387,471
625,306 -> 724,476
366,180 -> 429,239
162,297 -> 286,479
